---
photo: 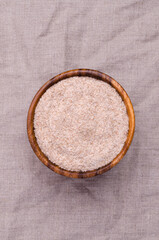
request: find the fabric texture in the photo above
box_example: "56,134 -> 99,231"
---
1,0 -> 159,239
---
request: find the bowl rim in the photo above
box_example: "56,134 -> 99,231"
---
27,68 -> 135,178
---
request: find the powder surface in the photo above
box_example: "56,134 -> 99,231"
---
34,77 -> 129,171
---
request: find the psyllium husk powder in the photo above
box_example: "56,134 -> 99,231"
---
34,77 -> 129,171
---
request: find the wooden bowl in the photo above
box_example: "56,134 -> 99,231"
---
27,69 -> 135,178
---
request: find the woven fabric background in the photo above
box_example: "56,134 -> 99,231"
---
1,0 -> 159,239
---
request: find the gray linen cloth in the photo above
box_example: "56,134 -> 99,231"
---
0,0 -> 159,239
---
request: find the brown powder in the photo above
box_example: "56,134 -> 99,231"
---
34,77 -> 129,171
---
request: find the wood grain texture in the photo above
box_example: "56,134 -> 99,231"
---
27,69 -> 135,178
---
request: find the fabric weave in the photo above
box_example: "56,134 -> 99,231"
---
0,0 -> 159,239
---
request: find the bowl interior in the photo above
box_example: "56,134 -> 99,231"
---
27,69 -> 135,178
